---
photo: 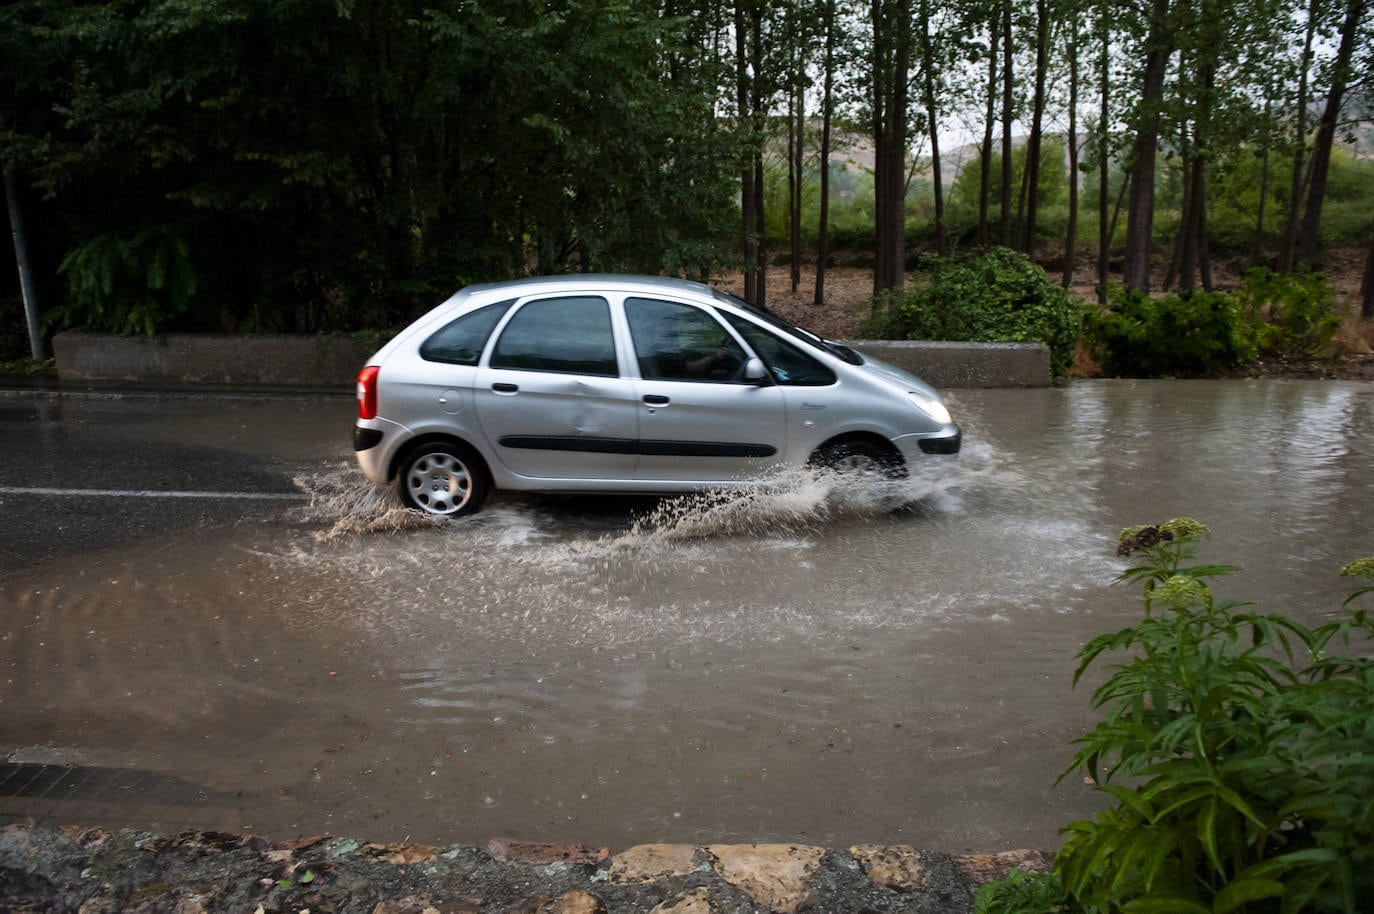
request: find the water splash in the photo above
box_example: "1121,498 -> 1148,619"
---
293,464 -> 444,537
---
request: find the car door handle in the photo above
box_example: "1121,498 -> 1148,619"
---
643,394 -> 670,406
492,383 -> 519,393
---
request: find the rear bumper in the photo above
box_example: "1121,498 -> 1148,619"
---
353,419 -> 409,483
354,427 -> 384,451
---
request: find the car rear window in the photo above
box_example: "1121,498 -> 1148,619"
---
489,296 -> 618,377
419,299 -> 515,365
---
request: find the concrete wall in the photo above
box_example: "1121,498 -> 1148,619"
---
845,340 -> 1051,388
53,332 -> 373,387
53,333 -> 1051,389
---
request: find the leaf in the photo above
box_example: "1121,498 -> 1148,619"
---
1121,895 -> 1211,913
1211,878 -> 1285,913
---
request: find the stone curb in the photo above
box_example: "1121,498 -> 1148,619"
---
1,825 -> 1051,914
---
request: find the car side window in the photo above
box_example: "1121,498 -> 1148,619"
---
723,313 -> 837,386
419,299 -> 515,365
490,296 -> 618,376
626,297 -> 750,383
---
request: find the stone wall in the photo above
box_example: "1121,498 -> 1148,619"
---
0,824 -> 1052,914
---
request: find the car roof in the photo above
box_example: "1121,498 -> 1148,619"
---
460,274 -> 717,302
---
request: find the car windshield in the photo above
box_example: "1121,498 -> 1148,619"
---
709,288 -> 864,365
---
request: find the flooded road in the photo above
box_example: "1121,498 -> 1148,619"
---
2,380 -> 1371,852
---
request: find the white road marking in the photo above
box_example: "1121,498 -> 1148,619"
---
0,486 -> 305,500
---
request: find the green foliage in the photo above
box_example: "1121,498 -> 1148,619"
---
1084,270 -> 1344,377
947,138 -> 1069,240
1052,519 -> 1374,914
1233,269 -> 1342,361
5,0 -> 741,335
1084,287 -> 1252,377
53,226 -> 197,335
860,247 -> 1084,377
974,867 -> 1066,914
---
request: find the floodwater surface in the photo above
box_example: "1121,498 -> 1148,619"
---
1,380 -> 1371,852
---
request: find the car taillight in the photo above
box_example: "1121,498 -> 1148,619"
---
357,365 -> 380,420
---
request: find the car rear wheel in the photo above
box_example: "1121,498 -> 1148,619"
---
399,441 -> 489,516
810,439 -> 905,479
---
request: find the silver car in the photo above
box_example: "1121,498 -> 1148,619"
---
354,275 -> 960,515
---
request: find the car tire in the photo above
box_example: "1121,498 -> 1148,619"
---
398,441 -> 490,516
810,439 -> 905,480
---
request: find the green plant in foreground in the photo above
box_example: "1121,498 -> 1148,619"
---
975,867 -> 1067,914
1045,520 -> 1374,914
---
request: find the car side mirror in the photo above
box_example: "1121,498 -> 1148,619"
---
744,357 -> 767,383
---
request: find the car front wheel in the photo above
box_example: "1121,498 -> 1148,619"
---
810,439 -> 905,480
398,441 -> 489,516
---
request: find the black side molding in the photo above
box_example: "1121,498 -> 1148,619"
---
498,435 -> 776,459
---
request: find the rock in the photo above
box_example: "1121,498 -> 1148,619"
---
540,888 -> 606,914
849,844 -> 926,892
360,842 -> 441,864
952,849 -> 1053,886
650,886 -> 714,914
486,839 -> 610,867
606,844 -> 701,883
703,844 -> 825,913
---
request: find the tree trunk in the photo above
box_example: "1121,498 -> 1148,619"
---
1097,8 -> 1110,303
999,0 -> 1015,246
815,0 -> 836,306
872,0 -> 911,295
735,6 -> 757,304
1253,88 -> 1273,264
789,85 -> 804,294
4,163 -> 45,361
978,13 -> 998,246
1122,0 -> 1174,291
752,5 -> 768,308
1277,0 -> 1318,273
1063,13 -> 1080,288
1361,234 -> 1374,319
919,0 -> 946,256
1023,0 -> 1049,254
1295,0 -> 1366,268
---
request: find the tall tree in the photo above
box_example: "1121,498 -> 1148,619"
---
999,0 -> 1016,246
1122,0 -> 1177,291
814,0 -> 838,305
871,0 -> 913,294
1063,6 -> 1081,288
917,0 -> 948,255
1277,0 -> 1320,273
1294,0 -> 1368,267
1096,0 -> 1112,301
1021,0 -> 1051,253
977,5 -> 1000,245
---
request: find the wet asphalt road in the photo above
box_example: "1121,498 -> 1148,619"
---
2,382 -> 1372,853
0,393 -> 346,571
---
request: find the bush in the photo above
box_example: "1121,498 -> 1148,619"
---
1083,287 -> 1252,377
1235,268 -> 1342,361
51,226 -> 198,336
1084,270 -> 1344,377
1048,520 -> 1374,914
860,246 -> 1084,377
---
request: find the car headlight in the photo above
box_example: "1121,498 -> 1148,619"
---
908,391 -> 952,425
